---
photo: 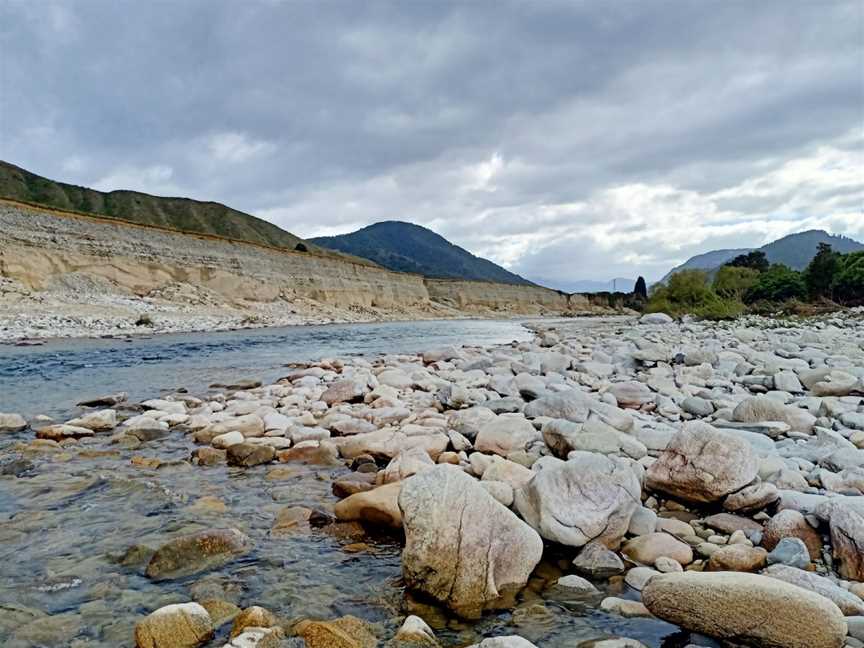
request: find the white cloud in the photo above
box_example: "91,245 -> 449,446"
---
92,164 -> 182,196
206,132 -> 274,163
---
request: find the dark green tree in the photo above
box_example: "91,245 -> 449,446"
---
804,242 -> 840,300
634,276 -> 648,300
744,264 -> 806,303
833,251 -> 864,304
726,250 -> 769,272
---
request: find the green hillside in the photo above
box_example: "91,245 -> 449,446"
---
0,160 -> 343,258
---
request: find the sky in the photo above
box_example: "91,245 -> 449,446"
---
1,1 -> 862,286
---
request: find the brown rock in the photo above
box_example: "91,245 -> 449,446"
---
334,482 -> 402,528
230,606 -> 279,639
134,602 -> 213,648
294,615 -> 377,648
706,544 -> 767,572
145,528 -> 252,581
192,447 -> 226,466
762,509 -> 822,560
622,533 -> 693,566
226,442 -> 275,467
702,513 -> 762,535
271,506 -> 313,535
332,473 -> 377,497
277,442 -> 340,465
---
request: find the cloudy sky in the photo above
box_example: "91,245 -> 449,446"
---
1,1 -> 862,285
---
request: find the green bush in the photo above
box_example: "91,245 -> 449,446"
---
713,266 -> 759,300
745,264 -> 806,303
726,250 -> 769,272
647,270 -> 743,320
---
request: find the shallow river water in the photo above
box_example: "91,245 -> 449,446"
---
0,319 -> 691,647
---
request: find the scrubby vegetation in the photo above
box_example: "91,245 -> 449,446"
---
647,244 -> 864,320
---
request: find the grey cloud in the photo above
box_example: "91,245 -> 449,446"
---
0,0 -> 861,284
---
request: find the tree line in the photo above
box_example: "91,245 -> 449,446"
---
646,244 -> 864,319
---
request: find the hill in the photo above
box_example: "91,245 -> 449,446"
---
660,230 -> 864,282
312,221 -> 533,285
0,160 -> 347,258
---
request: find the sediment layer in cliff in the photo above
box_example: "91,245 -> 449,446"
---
1,200 -> 608,333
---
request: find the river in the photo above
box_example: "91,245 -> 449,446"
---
0,319 -> 690,647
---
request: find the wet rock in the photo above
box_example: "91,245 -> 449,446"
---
622,533 -> 693,566
391,615 -> 439,647
467,637 -> 539,648
599,597 -> 652,618
764,565 -> 864,616
277,441 -> 340,465
332,473 -> 377,497
212,431 -> 245,449
76,392 -> 127,407
642,571 -> 847,648
230,606 -> 280,639
294,615 -> 377,648
226,443 -> 275,467
200,599 -> 241,628
65,409 -> 118,431
555,574 -> 599,594
399,465 -> 543,617
193,447 -> 227,466
146,528 -> 253,580
0,412 -> 28,431
134,602 -> 214,648
646,422 -> 758,503
572,541 -> 625,578
271,506 -> 313,535
514,453 -> 641,549
36,424 -> 94,441
335,482 -> 402,528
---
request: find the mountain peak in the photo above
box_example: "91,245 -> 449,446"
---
311,221 -> 533,285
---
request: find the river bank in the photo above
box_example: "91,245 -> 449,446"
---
1,314 -> 863,647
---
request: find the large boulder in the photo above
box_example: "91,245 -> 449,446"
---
646,422 -> 758,503
399,465 -> 543,617
474,415 -> 540,456
762,509 -> 822,560
295,615 -> 377,648
134,602 -> 214,648
145,529 -> 252,581
732,397 -> 816,434
514,454 -> 641,549
642,571 -> 847,648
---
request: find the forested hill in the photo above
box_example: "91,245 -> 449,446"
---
312,221 -> 534,285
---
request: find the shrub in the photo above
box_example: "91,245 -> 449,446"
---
744,264 -> 806,303
713,266 -> 759,301
647,270 -> 743,320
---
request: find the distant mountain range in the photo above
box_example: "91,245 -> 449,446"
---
660,230 -> 864,283
311,221 -> 533,285
529,277 -> 636,294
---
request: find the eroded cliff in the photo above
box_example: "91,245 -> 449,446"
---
0,200 -> 616,339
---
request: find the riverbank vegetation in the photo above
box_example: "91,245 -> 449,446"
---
647,244 -> 864,319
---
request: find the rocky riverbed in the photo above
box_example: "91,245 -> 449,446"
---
2,313 -> 864,647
